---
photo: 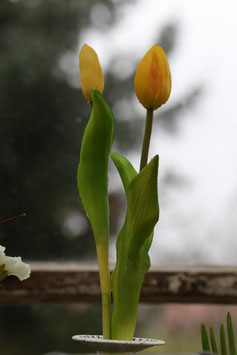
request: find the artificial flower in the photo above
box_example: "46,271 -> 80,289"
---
79,44 -> 104,102
134,44 -> 171,110
0,245 -> 31,281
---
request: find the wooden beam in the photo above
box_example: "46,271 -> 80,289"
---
0,263 -> 237,304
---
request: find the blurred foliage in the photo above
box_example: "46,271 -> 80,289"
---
0,0 -> 126,260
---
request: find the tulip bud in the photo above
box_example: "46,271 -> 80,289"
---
79,44 -> 104,102
134,45 -> 171,110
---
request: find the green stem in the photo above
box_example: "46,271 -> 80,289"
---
96,245 -> 111,339
139,109 -> 154,171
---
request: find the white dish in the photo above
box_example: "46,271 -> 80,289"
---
72,334 -> 165,352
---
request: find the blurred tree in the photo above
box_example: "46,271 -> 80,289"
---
0,0 -> 201,262
0,0 -> 122,260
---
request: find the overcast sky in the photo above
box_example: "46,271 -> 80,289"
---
76,0 -> 237,265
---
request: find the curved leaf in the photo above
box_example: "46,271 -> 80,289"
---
77,89 -> 114,338
77,89 -> 114,245
111,155 -> 159,340
111,151 -> 154,251
111,151 -> 137,193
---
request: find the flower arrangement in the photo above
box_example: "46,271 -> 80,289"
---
77,43 -> 171,341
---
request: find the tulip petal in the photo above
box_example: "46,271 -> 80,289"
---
79,44 -> 104,102
134,45 -> 171,110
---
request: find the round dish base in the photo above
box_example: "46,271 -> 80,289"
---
72,334 -> 165,352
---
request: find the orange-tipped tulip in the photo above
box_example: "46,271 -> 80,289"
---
79,44 -> 104,102
134,45 -> 171,110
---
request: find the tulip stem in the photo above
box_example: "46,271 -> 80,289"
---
140,109 -> 154,171
96,244 -> 111,339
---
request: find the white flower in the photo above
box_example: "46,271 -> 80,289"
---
0,245 -> 31,281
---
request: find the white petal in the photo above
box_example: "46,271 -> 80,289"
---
0,245 -> 6,264
0,245 -> 6,253
3,255 -> 31,281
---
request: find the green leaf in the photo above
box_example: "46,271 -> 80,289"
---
210,327 -> 218,354
201,324 -> 211,352
111,155 -> 159,340
220,323 -> 227,355
77,89 -> 114,338
227,312 -> 237,355
110,151 -> 137,193
111,151 -> 154,253
77,89 -> 114,245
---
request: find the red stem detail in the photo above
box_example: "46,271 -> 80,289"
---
0,213 -> 26,224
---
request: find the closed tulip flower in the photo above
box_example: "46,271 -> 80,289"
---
134,45 -> 171,110
79,44 -> 104,102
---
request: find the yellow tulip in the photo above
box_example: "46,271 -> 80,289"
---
79,44 -> 104,102
134,45 -> 171,110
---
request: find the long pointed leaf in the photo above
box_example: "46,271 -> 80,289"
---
77,89 -> 114,339
227,312 -> 237,355
111,155 -> 159,340
210,327 -> 218,354
220,323 -> 227,355
201,324 -> 210,352
77,89 -> 114,245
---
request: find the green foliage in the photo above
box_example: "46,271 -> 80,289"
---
111,151 -> 137,192
201,323 -> 211,352
227,313 -> 237,355
77,89 -> 114,338
77,89 -> 114,245
111,155 -> 159,340
110,151 -> 154,253
220,324 -> 228,355
210,327 -> 218,354
201,313 -> 236,355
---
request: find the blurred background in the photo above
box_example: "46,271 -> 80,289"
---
0,0 -> 236,354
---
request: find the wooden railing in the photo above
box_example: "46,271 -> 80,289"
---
0,263 -> 237,304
